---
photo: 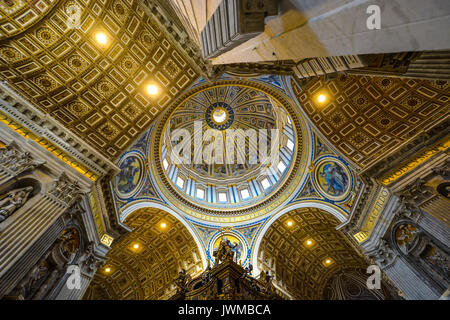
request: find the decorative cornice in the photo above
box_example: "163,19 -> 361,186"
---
0,82 -> 119,180
362,118 -> 450,183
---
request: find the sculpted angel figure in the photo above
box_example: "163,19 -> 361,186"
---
0,186 -> 33,223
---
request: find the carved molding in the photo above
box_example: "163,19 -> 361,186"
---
46,173 -> 86,207
367,239 -> 398,269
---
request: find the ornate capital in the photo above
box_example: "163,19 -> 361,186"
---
46,172 -> 85,206
368,239 -> 397,269
78,242 -> 106,276
394,198 -> 423,222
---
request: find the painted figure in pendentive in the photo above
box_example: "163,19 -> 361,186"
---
0,186 -> 33,223
320,162 -> 348,196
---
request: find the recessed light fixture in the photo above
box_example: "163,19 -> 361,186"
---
318,94 -> 327,103
133,243 -> 139,249
160,222 -> 167,229
95,32 -> 108,45
147,84 -> 158,95
304,238 -> 315,248
322,258 -> 334,267
287,220 -> 294,227
105,267 -> 111,273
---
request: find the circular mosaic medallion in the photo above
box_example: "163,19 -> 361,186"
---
115,153 -> 144,198
205,102 -> 234,130
314,158 -> 351,201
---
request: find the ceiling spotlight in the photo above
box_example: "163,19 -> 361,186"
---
160,222 -> 167,229
304,238 -> 315,248
287,220 -> 294,227
322,258 -> 334,267
318,94 -> 327,103
95,32 -> 108,45
105,267 -> 111,273
133,243 -> 139,249
147,84 -> 158,95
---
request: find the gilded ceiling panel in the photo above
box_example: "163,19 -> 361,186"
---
258,207 -> 367,299
84,207 -> 203,300
291,76 -> 449,168
0,0 -> 60,40
0,0 -> 198,160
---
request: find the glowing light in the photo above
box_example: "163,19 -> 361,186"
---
133,244 -> 139,249
163,158 -> 169,170
147,84 -> 158,95
212,108 -> 227,124
286,139 -> 294,151
176,176 -> 184,188
196,188 -> 205,199
218,192 -> 227,202
105,267 -> 111,273
287,220 -> 294,227
261,178 -> 271,190
95,32 -> 108,45
240,189 -> 250,200
160,222 -> 167,229
277,161 -> 287,173
304,238 -> 315,248
318,94 -> 327,103
322,258 -> 334,267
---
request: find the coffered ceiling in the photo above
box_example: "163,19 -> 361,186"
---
291,75 -> 449,169
84,207 -> 203,300
0,0 -> 199,160
257,207 -> 367,299
0,0 -> 60,40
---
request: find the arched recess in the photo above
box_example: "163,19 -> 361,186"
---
83,207 -> 205,300
253,207 -> 393,300
252,201 -> 348,273
121,201 -> 208,267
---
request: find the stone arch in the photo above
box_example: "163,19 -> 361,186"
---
84,206 -> 206,300
252,206 -> 371,299
252,201 -> 348,273
121,201 -> 208,267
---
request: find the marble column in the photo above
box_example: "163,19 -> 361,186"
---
212,0 -> 450,64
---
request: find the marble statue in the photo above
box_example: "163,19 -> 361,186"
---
0,186 -> 33,223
